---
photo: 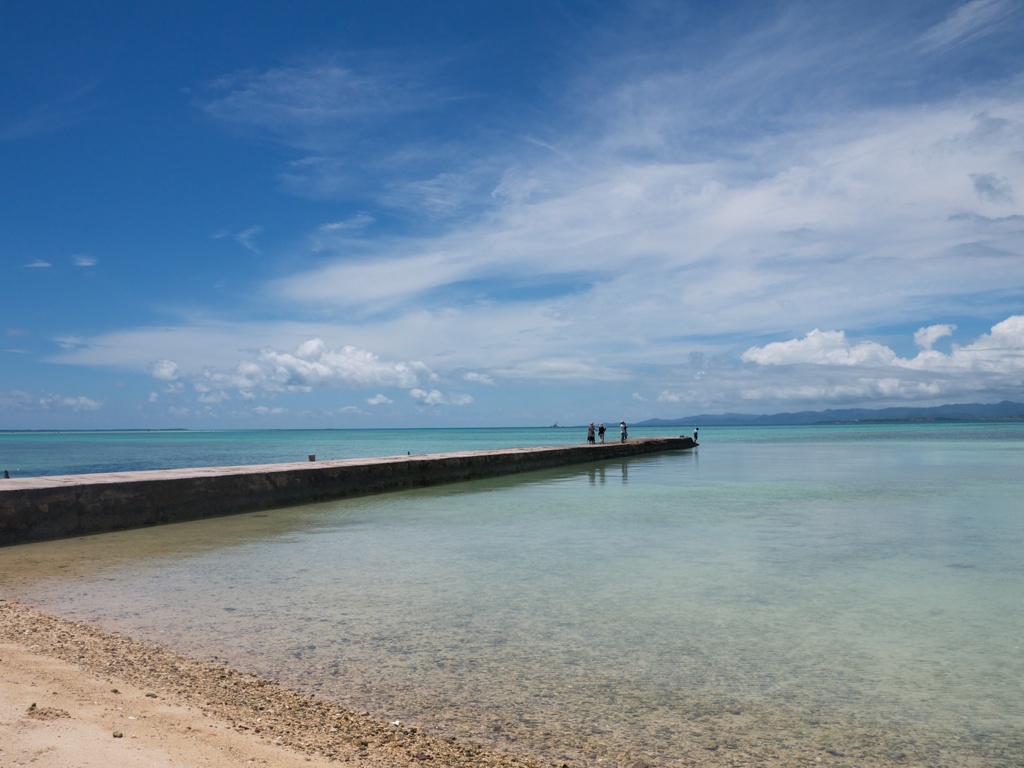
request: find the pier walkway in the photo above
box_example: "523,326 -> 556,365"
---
1,437 -> 694,546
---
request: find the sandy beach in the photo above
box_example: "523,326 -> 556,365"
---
0,599 -> 543,768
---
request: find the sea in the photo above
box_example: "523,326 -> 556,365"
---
1,424 -> 1021,767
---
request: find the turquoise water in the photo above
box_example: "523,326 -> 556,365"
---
1,424 -> 1022,767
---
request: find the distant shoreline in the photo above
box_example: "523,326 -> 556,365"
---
636,400 -> 1024,427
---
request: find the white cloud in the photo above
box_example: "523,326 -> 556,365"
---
149,338 -> 436,405
24,260 -> 51,268
252,338 -> 430,390
196,389 -> 231,404
320,213 -> 375,232
920,314 -> 1024,374
252,405 -> 288,416
915,324 -> 957,350
410,388 -> 473,406
463,372 -> 495,386
919,0 -> 1017,51
411,388 -> 445,406
742,330 -> 898,367
366,393 -> 393,405
266,94 -> 1024,352
72,254 -> 97,267
0,391 -> 103,412
381,173 -> 475,216
151,359 -> 180,381
0,82 -> 99,142
732,316 -> 1024,406
202,62 -> 427,144
745,317 -> 1024,373
39,394 -> 103,411
272,249 -> 475,309
213,226 -> 263,253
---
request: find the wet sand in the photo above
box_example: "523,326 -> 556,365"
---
4,597 -> 1014,768
0,599 -> 542,768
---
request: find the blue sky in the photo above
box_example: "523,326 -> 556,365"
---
2,0 -> 1023,429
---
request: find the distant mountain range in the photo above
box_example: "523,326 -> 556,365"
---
635,400 -> 1024,427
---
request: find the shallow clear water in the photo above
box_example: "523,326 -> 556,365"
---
2,424 -> 1022,767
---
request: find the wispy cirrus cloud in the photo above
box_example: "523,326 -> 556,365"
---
212,226 -> 263,254
0,82 -> 99,142
201,61 -> 432,147
919,0 -> 1018,51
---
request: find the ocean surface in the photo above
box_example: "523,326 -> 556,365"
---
1,424 -> 1022,767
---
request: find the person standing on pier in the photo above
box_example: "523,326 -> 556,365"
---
620,421 -> 628,442
598,423 -> 606,443
587,422 -> 596,444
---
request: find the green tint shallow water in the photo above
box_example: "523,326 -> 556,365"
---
2,424 -> 1022,767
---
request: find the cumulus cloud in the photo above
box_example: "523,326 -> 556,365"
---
463,372 -> 495,385
915,324 -> 957,350
366,393 -> 393,405
252,405 -> 288,416
929,314 -> 1024,373
145,339 -> 434,405
196,389 -> 231,404
410,388 -> 444,406
742,330 -> 898,367
732,315 -> 1024,406
40,394 -> 103,411
151,359 -> 180,381
253,338 -> 430,390
745,316 -> 1024,372
410,388 -> 473,406
0,391 -> 103,412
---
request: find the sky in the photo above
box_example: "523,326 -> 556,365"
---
2,0 -> 1023,430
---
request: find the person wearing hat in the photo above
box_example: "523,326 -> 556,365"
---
587,422 -> 596,444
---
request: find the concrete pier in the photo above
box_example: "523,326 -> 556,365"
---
1,437 -> 695,546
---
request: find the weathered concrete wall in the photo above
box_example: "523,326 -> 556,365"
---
0,438 -> 694,546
